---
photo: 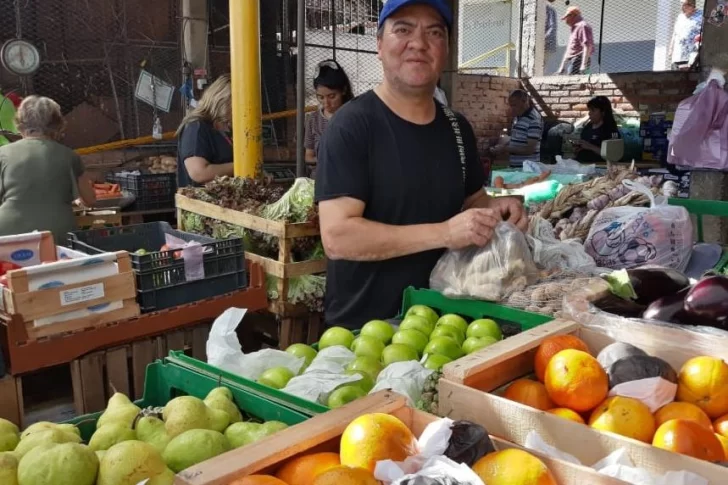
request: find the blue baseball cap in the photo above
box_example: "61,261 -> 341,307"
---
378,0 -> 453,29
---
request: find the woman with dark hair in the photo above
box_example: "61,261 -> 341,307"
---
304,60 -> 354,169
574,95 -> 621,163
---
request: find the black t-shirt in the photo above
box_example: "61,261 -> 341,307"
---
577,122 -> 622,163
176,120 -> 233,187
315,91 -> 486,329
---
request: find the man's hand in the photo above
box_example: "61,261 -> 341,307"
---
488,196 -> 528,231
444,208 -> 501,250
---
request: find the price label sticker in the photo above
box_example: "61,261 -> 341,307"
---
60,283 -> 105,306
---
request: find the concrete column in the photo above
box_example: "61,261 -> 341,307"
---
653,0 -> 673,71
181,0 -> 209,72
518,0 -> 539,78
689,0 -> 728,243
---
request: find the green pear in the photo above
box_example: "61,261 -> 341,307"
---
206,407 -> 230,433
56,424 -> 81,438
204,387 -> 243,424
19,421 -> 56,440
163,396 -> 209,438
0,419 -> 19,436
95,450 -> 106,462
147,467 -> 175,485
0,452 -> 18,485
259,421 -> 288,437
96,393 -> 141,430
17,442 -> 98,485
89,423 -> 136,452
135,416 -> 171,454
14,428 -> 82,459
0,431 -> 18,452
162,429 -> 230,473
97,440 -> 166,485
224,422 -> 263,448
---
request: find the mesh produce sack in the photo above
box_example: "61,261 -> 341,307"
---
503,272 -> 603,317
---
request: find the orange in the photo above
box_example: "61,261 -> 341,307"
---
544,349 -> 608,412
503,379 -> 556,411
312,466 -> 381,484
652,419 -> 724,462
676,356 -> 728,419
276,452 -> 341,485
229,477 -> 289,485
654,402 -> 713,431
713,413 -> 728,438
534,334 -> 590,382
716,434 -> 728,460
547,408 -> 585,424
589,396 -> 656,443
340,413 -> 417,472
472,449 -> 558,485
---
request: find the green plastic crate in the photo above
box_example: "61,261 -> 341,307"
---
63,359 -> 312,441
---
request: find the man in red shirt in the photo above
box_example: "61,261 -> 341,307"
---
557,7 -> 594,75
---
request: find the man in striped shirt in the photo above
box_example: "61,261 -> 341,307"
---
491,90 -> 543,167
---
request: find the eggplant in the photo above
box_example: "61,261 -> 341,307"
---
593,293 -> 647,318
603,268 -> 690,306
642,287 -> 690,324
684,276 -> 728,330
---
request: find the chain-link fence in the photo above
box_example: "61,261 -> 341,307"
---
0,0 -> 184,148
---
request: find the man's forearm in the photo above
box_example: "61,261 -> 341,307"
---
323,217 -> 447,261
581,45 -> 594,70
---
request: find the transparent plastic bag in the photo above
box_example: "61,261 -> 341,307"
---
583,180 -> 694,271
504,273 -> 603,317
430,223 -> 538,302
527,216 -> 602,274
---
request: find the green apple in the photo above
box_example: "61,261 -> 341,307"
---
399,315 -> 435,337
462,336 -> 498,355
350,335 -> 386,360
391,329 -> 429,355
382,344 -> 419,366
423,354 -> 453,371
285,343 -> 318,372
346,356 -> 384,381
405,305 -> 439,326
467,319 -> 503,341
327,385 -> 366,409
319,326 -> 355,350
360,320 -> 395,344
424,337 -> 464,361
257,367 -> 295,389
430,325 -> 466,346
344,370 -> 375,393
436,314 -> 469,334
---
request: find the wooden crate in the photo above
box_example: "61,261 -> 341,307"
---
1,261 -> 267,375
1,250 -> 139,342
0,323 -> 211,428
438,319 -> 728,484
175,391 -> 629,485
75,208 -> 123,230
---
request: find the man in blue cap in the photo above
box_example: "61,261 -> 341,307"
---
314,0 -> 527,329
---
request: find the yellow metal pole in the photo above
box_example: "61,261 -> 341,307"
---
230,0 -> 262,178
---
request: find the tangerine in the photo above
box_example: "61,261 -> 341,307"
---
229,476 -> 289,485
547,408 -> 585,424
677,356 -> 728,419
652,419 -> 724,462
589,396 -> 656,443
544,349 -> 608,412
340,413 -> 417,472
713,413 -> 728,438
534,334 -> 590,382
472,449 -> 557,485
715,434 -> 728,460
312,466 -> 380,484
275,452 -> 340,485
654,402 -> 713,431
503,379 -> 555,411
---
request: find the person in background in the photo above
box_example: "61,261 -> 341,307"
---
176,74 -> 234,188
544,0 -> 558,73
0,96 -> 96,244
557,7 -> 594,75
490,90 -> 543,167
669,0 -> 703,71
574,96 -> 621,163
315,0 -> 527,329
304,59 -> 354,173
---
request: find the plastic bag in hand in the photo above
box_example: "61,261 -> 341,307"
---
430,222 -> 538,301
584,180 -> 694,271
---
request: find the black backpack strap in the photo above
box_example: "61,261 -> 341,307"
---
440,103 -> 467,184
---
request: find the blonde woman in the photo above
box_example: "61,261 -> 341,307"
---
0,95 -> 96,244
176,74 -> 234,187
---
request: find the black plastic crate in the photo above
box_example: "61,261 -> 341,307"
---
105,171 -> 176,211
68,222 -> 247,313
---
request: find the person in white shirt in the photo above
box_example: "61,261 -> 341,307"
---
669,0 -> 703,70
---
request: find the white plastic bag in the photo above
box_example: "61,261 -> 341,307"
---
527,216 -> 602,274
430,222 -> 539,301
390,456 -> 485,485
303,346 -> 356,374
370,360 -> 434,406
280,346 -> 359,404
584,180 -> 694,271
608,377 -> 677,413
